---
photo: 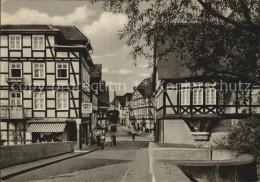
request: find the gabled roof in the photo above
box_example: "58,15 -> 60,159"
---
136,77 -> 153,99
0,24 -> 56,31
157,57 -> 192,80
116,95 -> 127,107
0,24 -> 92,49
124,93 -> 133,101
52,25 -> 88,41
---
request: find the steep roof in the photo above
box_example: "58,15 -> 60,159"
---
0,24 -> 55,31
116,95 -> 127,107
52,25 -> 88,41
136,77 -> 153,99
124,93 -> 133,101
0,24 -> 91,47
157,57 -> 192,80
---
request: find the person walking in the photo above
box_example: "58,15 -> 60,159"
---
132,133 -> 135,142
100,134 -> 105,150
96,133 -> 100,147
111,133 -> 116,146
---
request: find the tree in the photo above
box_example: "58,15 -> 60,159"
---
215,116 -> 260,158
90,0 -> 260,81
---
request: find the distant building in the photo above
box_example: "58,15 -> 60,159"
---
129,78 -> 154,133
90,64 -> 102,132
124,93 -> 133,127
97,81 -> 110,127
0,25 -> 97,149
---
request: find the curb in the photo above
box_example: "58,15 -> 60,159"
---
1,147 -> 101,180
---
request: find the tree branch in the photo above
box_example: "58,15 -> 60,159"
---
196,0 -> 258,35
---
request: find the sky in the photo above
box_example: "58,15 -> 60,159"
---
1,0 -> 153,97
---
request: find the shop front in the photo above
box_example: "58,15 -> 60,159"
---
27,119 -> 73,143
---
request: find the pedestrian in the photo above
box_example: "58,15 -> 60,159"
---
100,134 -> 105,150
96,133 -> 100,147
110,134 -> 114,146
111,133 -> 116,146
132,133 -> 135,142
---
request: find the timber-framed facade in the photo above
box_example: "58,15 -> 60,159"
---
0,25 -> 95,149
129,78 -> 154,133
154,37 -> 260,144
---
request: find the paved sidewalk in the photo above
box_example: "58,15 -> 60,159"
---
1,144 -> 102,180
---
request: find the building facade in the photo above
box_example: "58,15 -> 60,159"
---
97,81 -> 110,127
129,78 -> 154,133
154,30 -> 260,144
0,25 -> 95,149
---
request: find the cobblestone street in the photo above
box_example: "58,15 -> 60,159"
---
5,126 -> 153,182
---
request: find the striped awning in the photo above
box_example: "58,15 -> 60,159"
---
27,123 -> 66,132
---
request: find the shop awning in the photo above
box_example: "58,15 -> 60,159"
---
27,123 -> 66,132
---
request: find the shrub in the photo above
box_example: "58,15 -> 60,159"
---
215,116 -> 260,158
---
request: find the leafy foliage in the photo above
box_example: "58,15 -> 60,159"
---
90,0 -> 260,80
215,116 -> 260,158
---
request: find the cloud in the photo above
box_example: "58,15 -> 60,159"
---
138,64 -> 149,68
92,53 -> 118,60
103,68 -> 133,75
102,68 -> 109,73
83,12 -> 128,55
1,6 -> 95,25
139,73 -> 151,77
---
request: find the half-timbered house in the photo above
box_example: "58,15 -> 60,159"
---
154,29 -> 260,144
130,78 -> 154,133
124,92 -> 133,127
0,25 -> 95,149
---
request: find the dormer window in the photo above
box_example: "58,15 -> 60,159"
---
9,35 -> 21,50
32,35 -> 45,50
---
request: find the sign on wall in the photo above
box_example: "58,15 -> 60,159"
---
82,103 -> 92,113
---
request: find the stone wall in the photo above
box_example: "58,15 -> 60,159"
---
148,142 -> 257,182
1,142 -> 74,168
163,119 -> 195,145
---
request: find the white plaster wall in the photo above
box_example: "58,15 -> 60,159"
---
33,52 -> 44,57
23,36 -> 31,46
10,52 -> 21,57
23,62 -> 31,73
1,36 -> 8,46
0,61 -> 8,72
23,48 -> 31,57
1,48 -> 8,57
47,110 -> 55,117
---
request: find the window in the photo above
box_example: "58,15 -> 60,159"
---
10,92 -> 22,106
181,83 -> 190,105
57,63 -> 68,78
9,35 -> 21,50
32,35 -> 44,50
193,83 -> 203,105
33,63 -> 45,78
56,92 -> 69,110
34,92 -> 45,110
206,88 -> 216,105
10,63 -> 22,78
